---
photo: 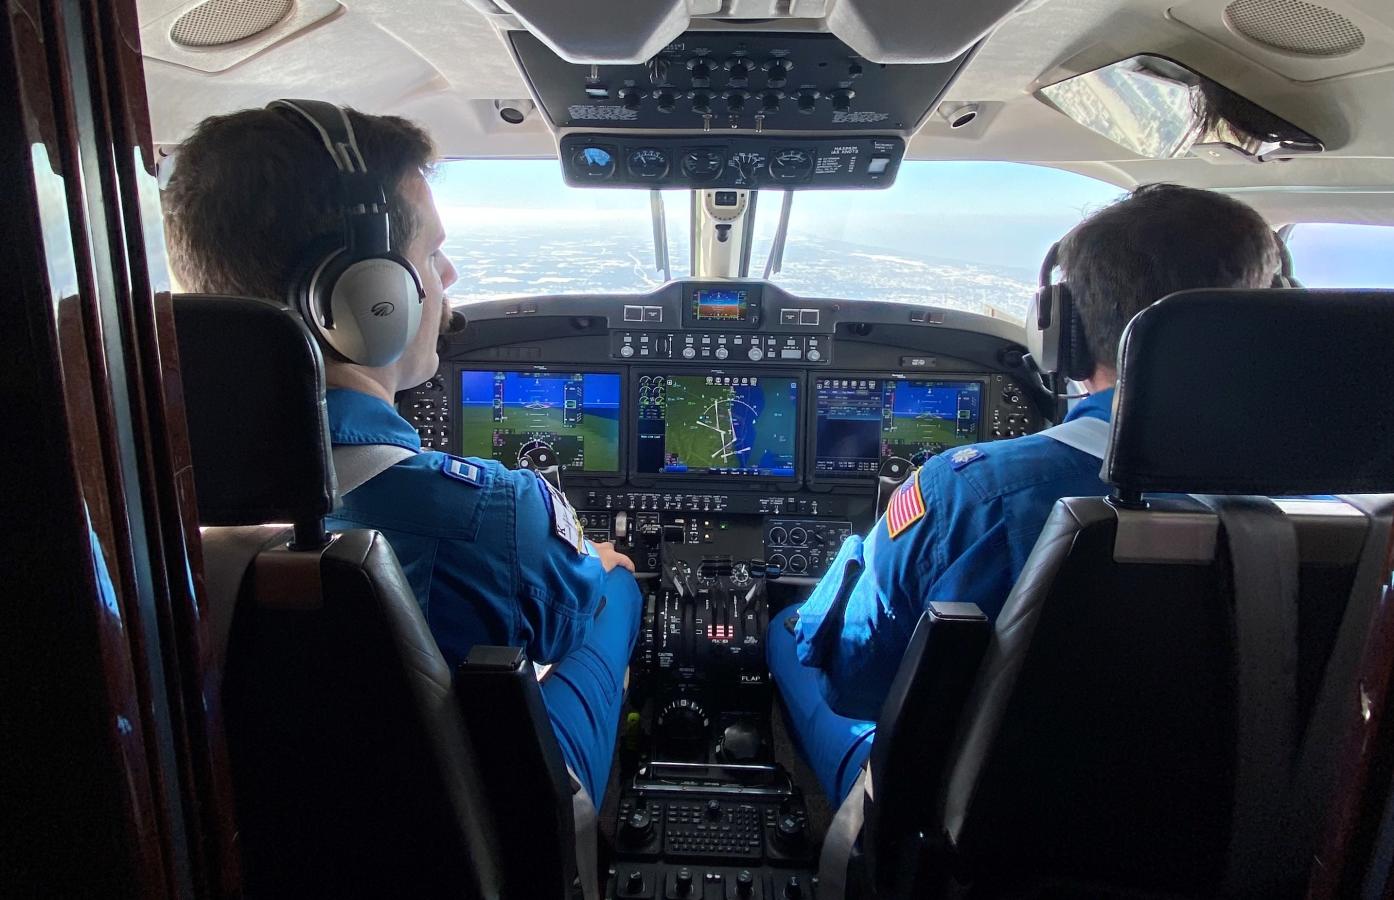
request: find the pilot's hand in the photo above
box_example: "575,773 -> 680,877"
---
593,541 -> 635,574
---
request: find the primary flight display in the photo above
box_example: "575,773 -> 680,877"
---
458,369 -> 622,472
636,373 -> 799,477
814,377 -> 982,475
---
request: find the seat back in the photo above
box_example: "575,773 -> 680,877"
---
940,289 -> 1394,897
175,294 -> 501,898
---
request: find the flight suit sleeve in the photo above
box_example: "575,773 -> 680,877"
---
511,470 -> 610,664
791,462 -> 947,721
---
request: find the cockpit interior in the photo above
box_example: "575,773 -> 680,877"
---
6,1 -> 1394,898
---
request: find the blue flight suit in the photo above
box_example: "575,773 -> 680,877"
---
768,389 -> 1116,803
323,388 -> 641,804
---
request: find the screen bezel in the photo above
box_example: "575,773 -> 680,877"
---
681,282 -> 764,330
453,364 -> 628,479
807,372 -> 988,485
629,368 -> 805,484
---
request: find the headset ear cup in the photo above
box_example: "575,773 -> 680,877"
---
1058,284 -> 1095,381
287,239 -> 353,363
325,254 -> 422,367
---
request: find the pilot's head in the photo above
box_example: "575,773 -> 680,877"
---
1058,183 -> 1279,386
163,106 -> 458,395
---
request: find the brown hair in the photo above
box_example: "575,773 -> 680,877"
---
1058,183 -> 1280,369
163,106 -> 434,301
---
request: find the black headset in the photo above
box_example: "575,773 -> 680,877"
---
268,99 -> 424,368
1025,241 -> 1096,383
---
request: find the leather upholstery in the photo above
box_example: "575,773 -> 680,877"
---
1106,288 -> 1394,496
173,293 -> 336,525
217,529 -> 500,897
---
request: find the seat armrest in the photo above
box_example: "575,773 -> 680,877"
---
457,646 -> 578,898
864,602 -> 990,895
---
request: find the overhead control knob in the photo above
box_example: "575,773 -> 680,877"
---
688,91 -> 713,115
687,57 -> 712,85
619,344 -> 635,358
724,90 -> 750,113
715,346 -> 729,360
682,346 -> 696,359
653,89 -> 677,113
830,89 -> 855,113
748,347 -> 764,361
796,90 -> 820,114
763,58 -> 794,87
618,87 -> 643,112
725,57 -> 751,83
760,91 -> 784,114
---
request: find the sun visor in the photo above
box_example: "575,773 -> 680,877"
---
825,0 -> 1038,63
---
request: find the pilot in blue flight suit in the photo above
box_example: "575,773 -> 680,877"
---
162,101 -> 640,806
767,184 -> 1284,804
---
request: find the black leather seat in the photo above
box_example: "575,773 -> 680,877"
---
823,288 -> 1394,899
174,294 -> 502,898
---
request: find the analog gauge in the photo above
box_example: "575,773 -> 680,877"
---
728,151 -> 767,185
627,147 -> 670,179
681,148 -> 725,183
571,145 -> 616,180
769,148 -> 814,181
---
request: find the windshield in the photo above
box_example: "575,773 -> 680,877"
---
435,160 -> 1123,317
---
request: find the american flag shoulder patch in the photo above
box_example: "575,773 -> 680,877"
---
886,467 -> 926,539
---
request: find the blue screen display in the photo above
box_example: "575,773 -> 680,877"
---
458,370 -> 621,472
636,373 -> 798,477
814,377 -> 981,475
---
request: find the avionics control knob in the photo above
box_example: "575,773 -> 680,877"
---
775,813 -> 808,854
619,344 -> 635,358
682,346 -> 696,359
783,876 -> 804,900
689,91 -> 713,115
796,90 -> 820,114
807,348 -> 822,361
620,808 -> 654,845
675,868 -> 694,897
788,526 -> 808,545
788,554 -> 808,574
715,346 -> 729,359
626,870 -> 645,894
764,58 -> 794,87
653,90 -> 677,113
830,89 -> 855,113
736,871 -> 755,898
705,799 -> 723,821
748,347 -> 764,361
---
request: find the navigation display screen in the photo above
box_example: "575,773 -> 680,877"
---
692,288 -> 747,321
814,377 -> 982,476
458,370 -> 621,472
636,373 -> 799,477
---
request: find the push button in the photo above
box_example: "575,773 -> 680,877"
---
624,305 -> 644,322
798,309 -> 819,325
780,309 -> 799,324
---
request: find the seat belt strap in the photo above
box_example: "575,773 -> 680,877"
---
331,443 -> 416,498
1196,495 -> 1302,893
818,764 -> 871,899
568,774 -> 600,900
1036,415 -> 1111,460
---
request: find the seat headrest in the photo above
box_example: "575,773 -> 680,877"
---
173,294 -> 336,525
1106,288 -> 1394,497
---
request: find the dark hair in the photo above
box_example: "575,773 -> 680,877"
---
1057,183 -> 1279,369
163,106 -> 435,301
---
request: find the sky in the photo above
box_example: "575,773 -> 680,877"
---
428,158 -> 1394,291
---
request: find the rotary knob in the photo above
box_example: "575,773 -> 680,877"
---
748,347 -> 764,361
763,58 -> 794,87
688,91 -> 713,115
760,91 -> 783,114
687,57 -> 712,84
725,58 -> 751,82
619,344 -> 635,358
620,807 -> 654,846
830,89 -> 855,113
725,90 -> 750,113
807,348 -> 822,361
774,811 -> 807,854
682,346 -> 696,359
674,867 -> 694,897
736,871 -> 755,898
796,90 -> 820,114
715,346 -> 728,360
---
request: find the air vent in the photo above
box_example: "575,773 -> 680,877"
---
170,0 -> 295,48
1223,0 -> 1365,58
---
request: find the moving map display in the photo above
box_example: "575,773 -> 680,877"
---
636,373 -> 799,477
814,377 -> 982,475
458,369 -> 621,472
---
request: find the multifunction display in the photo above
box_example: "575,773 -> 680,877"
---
814,377 -> 982,475
692,288 -> 748,322
458,369 -> 622,473
636,373 -> 799,478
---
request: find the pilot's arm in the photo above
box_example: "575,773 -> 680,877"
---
792,450 -> 1017,721
510,469 -> 610,664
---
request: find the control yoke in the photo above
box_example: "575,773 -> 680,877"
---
876,456 -> 914,519
519,444 -> 563,492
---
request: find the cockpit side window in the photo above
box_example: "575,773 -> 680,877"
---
1286,223 -> 1394,288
